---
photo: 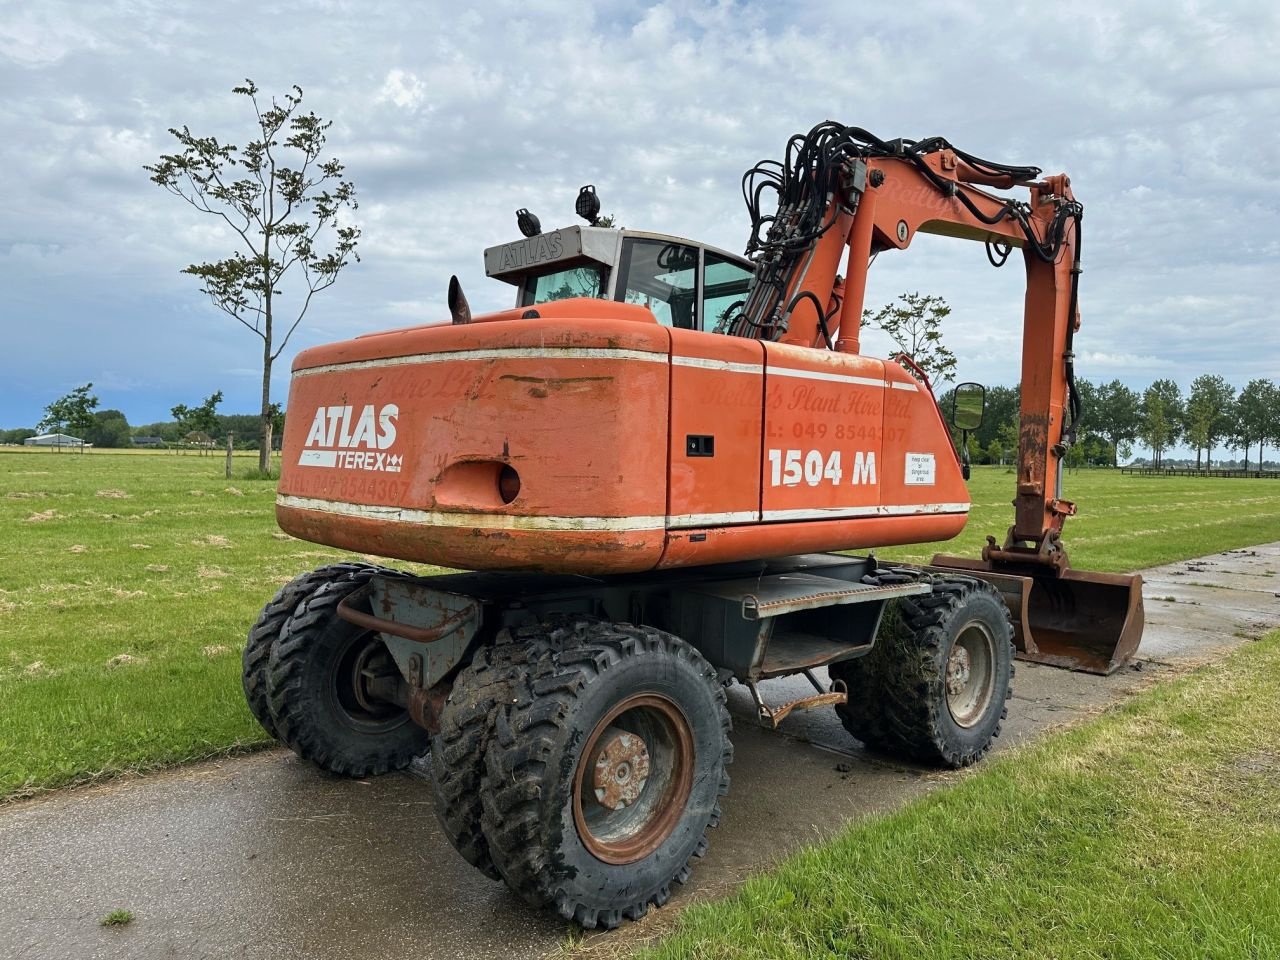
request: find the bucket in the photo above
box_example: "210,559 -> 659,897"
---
928,557 -> 1144,676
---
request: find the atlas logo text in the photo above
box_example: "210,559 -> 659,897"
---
299,404 -> 402,472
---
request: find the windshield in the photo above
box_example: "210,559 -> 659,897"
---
522,265 -> 606,306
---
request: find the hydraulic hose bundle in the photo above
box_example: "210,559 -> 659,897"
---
727,121 -> 1084,439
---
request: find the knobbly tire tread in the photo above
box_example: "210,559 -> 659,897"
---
242,562 -> 380,740
830,568 -> 1015,768
478,622 -> 732,929
266,571 -> 427,777
429,619 -> 586,880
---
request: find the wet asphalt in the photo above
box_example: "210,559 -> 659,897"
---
3,545 -> 1278,959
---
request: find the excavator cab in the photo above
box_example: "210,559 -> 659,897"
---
484,226 -> 753,333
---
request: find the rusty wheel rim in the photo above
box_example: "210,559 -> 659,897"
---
946,621 -> 996,728
572,693 -> 695,865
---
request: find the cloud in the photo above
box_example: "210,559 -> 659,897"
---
377,69 -> 427,111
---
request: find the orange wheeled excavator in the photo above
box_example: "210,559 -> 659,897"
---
245,122 -> 1144,928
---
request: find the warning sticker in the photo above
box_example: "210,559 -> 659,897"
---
904,452 -> 936,486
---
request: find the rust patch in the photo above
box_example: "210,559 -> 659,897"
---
408,681 -> 451,734
498,374 -> 613,399
499,375 -> 612,384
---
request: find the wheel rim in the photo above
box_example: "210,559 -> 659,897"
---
573,693 -> 695,865
328,628 -> 408,733
946,621 -> 996,728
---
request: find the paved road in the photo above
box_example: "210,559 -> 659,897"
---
3,545 -> 1277,960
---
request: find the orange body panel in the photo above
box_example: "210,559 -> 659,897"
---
666,329 -> 764,527
277,313 -> 671,573
276,299 -> 969,575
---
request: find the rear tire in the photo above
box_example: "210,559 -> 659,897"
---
479,623 -> 732,929
430,623 -> 568,879
243,562 -> 381,740
830,571 -> 1014,768
266,578 -> 428,776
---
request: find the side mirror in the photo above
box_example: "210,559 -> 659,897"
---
950,382 -> 985,432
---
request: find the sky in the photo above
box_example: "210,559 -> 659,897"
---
2,0 -> 1278,449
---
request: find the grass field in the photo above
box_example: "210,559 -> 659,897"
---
640,630 -> 1280,960
0,448 -> 443,799
3,449 -> 1280,799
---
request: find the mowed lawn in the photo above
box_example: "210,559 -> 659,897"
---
2,450 -> 1280,799
0,448 -> 443,799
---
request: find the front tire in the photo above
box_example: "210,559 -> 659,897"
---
479,623 -> 732,929
830,571 -> 1014,768
266,579 -> 428,776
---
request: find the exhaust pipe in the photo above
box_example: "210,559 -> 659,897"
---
928,556 -> 1144,675
448,275 -> 472,325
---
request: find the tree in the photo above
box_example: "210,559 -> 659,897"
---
1,428 -> 36,445
1065,439 -> 1086,473
1234,378 -> 1277,470
996,420 -> 1020,463
172,391 -> 224,450
863,292 -> 957,385
1090,380 -> 1141,468
985,437 -> 1005,466
146,80 -> 360,474
1139,379 -> 1182,467
1184,374 -> 1235,468
86,409 -> 132,449
38,383 -> 98,447
970,384 -> 1020,452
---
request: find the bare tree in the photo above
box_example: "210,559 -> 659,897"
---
146,80 -> 360,474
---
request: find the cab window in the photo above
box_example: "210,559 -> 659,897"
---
521,265 -> 606,307
702,252 -> 752,335
616,239 -> 698,329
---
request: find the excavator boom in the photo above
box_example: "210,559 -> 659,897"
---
721,122 -> 1140,672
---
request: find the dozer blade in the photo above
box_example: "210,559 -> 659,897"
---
927,556 -> 1144,675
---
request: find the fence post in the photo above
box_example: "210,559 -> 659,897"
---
225,432 -> 234,480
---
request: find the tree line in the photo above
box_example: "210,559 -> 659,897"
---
2,384 -> 283,450
948,376 -> 1280,470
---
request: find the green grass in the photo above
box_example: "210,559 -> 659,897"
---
0,448 -> 442,799
877,464 -> 1280,572
2,452 -> 1279,800
641,631 -> 1280,960
100,909 -> 134,928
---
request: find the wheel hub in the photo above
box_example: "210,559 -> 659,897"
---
573,693 -> 695,865
946,622 -> 997,728
946,645 -> 972,696
591,729 -> 651,810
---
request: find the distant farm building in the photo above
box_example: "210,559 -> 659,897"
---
183,431 -> 216,448
24,433 -> 88,447
131,436 -> 167,448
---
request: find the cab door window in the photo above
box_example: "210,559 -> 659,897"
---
702,253 -> 753,335
616,239 -> 699,328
